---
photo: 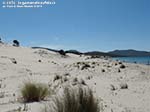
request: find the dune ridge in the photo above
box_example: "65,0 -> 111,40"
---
0,43 -> 150,112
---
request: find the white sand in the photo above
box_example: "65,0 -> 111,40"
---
0,43 -> 150,112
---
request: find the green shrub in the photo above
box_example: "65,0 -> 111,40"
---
13,40 -> 20,47
53,86 -> 101,112
21,82 -> 49,102
58,49 -> 66,56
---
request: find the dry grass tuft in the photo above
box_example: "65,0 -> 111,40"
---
21,82 -> 50,102
52,86 -> 101,112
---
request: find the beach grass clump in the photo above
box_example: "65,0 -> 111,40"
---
120,64 -> 126,69
53,86 -> 101,112
21,82 -> 49,102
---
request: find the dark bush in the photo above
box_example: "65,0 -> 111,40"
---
13,40 -> 20,47
38,60 -> 42,62
120,64 -> 126,69
81,64 -> 91,70
0,38 -> 2,43
58,49 -> 66,56
11,58 -> 17,64
53,75 -> 62,82
101,69 -> 105,72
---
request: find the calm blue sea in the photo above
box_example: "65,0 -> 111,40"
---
112,57 -> 150,65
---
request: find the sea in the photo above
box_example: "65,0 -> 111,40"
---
112,56 -> 150,65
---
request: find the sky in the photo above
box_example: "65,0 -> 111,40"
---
0,0 -> 150,52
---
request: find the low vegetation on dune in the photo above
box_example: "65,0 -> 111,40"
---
58,49 -> 66,56
13,40 -> 20,47
21,82 -> 50,103
52,86 -> 101,112
20,79 -> 103,112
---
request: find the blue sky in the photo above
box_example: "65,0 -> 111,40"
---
0,0 -> 150,52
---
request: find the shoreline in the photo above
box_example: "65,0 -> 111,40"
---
112,56 -> 150,65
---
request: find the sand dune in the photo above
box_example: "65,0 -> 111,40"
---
0,43 -> 150,112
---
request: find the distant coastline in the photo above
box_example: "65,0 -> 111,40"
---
112,56 -> 150,65
32,47 -> 150,57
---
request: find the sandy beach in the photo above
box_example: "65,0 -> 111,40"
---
0,43 -> 150,112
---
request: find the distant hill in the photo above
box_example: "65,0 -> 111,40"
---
84,51 -> 120,57
108,49 -> 150,57
72,49 -> 150,57
32,47 -> 150,57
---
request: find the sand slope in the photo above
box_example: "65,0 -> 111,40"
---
0,43 -> 150,112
